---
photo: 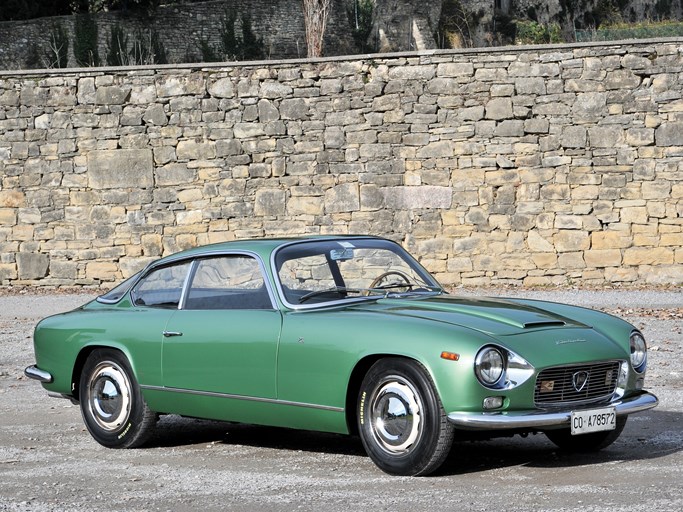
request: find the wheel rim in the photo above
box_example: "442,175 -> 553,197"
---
369,377 -> 422,454
87,361 -> 132,432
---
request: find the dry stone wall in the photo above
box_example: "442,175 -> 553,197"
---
1,40 -> 683,288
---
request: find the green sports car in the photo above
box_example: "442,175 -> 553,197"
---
25,236 -> 658,476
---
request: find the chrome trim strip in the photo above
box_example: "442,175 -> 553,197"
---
24,365 -> 53,383
447,391 -> 658,430
140,385 -> 344,413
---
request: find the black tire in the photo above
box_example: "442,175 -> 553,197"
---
357,358 -> 454,476
79,348 -> 156,448
545,416 -> 627,452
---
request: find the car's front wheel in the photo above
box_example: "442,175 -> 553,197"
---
545,416 -> 627,452
358,358 -> 454,476
79,349 -> 156,448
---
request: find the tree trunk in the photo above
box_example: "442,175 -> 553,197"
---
302,0 -> 331,57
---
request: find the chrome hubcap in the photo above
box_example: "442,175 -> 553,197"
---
88,362 -> 131,432
370,378 -> 422,454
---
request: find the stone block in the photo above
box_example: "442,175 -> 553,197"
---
524,118 -> 549,134
485,98 -> 513,120
655,122 -> 683,146
388,66 -> 435,80
0,263 -> 18,281
641,181 -> 671,199
325,183 -> 360,213
554,230 -> 589,252
591,231 -> 631,250
17,252 -> 49,279
527,230 -> 554,252
50,261 -> 77,279
515,77 -> 546,95
86,261 -> 119,281
623,247 -> 674,265
0,191 -> 25,207
87,149 -> 153,189
436,62 -> 474,77
156,163 -> 196,186
156,75 -> 206,97
573,92 -> 606,118
177,140 -> 217,160
382,186 -> 452,210
416,141 -> 453,158
605,69 -> 641,90
626,128 -> 654,146
584,249 -> 622,268
255,187 -> 284,216
287,196 -> 323,215
208,78 -> 235,98
588,126 -> 623,148
143,104 -> 168,126
95,86 -> 131,105
494,120 -> 524,137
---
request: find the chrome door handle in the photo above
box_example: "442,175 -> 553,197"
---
163,331 -> 183,337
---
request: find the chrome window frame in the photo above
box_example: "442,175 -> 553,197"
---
102,250 -> 278,311
270,237 -> 441,311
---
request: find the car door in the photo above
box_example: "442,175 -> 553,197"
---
128,261 -> 194,386
161,254 -> 281,398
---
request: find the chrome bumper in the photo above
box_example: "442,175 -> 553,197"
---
447,392 -> 658,430
24,365 -> 53,384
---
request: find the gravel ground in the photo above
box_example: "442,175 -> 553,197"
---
1,289 -> 681,512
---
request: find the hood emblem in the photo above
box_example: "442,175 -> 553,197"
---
572,371 -> 589,393
555,338 -> 587,345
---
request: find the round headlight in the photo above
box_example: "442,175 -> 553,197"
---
629,331 -> 647,372
475,347 -> 505,387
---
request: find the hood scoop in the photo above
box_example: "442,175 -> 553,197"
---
522,320 -> 567,329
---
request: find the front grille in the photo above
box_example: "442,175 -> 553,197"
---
534,361 -> 621,407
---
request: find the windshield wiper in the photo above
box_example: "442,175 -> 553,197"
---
369,282 -> 443,293
385,286 -> 444,298
299,286 -> 353,303
298,284 -> 444,304
298,286 -> 384,304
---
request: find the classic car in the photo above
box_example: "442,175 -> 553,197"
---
25,235 -> 658,476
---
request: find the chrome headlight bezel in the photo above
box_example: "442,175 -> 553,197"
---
474,345 -> 535,390
629,330 -> 647,374
474,346 -> 505,387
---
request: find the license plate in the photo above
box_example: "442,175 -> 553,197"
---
570,407 -> 616,435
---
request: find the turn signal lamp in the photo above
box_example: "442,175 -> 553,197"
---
440,351 -> 460,361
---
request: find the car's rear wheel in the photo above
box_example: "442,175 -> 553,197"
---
357,358 -> 454,476
545,416 -> 627,452
79,349 -> 156,448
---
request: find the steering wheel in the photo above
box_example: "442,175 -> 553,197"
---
365,270 -> 413,295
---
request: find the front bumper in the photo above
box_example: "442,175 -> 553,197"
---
447,391 -> 658,430
24,365 -> 53,384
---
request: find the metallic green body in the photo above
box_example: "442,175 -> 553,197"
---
31,236 -> 649,437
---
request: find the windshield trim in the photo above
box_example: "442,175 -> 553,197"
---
270,237 -> 442,310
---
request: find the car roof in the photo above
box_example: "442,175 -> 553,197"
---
157,234 -> 386,263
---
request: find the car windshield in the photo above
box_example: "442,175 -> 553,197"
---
274,238 -> 442,306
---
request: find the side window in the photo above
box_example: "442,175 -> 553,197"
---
131,262 -> 191,308
278,254 -> 335,303
185,256 -> 272,310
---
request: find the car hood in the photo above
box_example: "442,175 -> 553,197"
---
353,294 -> 590,337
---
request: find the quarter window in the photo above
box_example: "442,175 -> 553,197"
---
131,262 -> 191,308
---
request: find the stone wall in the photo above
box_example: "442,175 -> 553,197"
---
1,40 -> 682,288
0,0 -> 441,70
